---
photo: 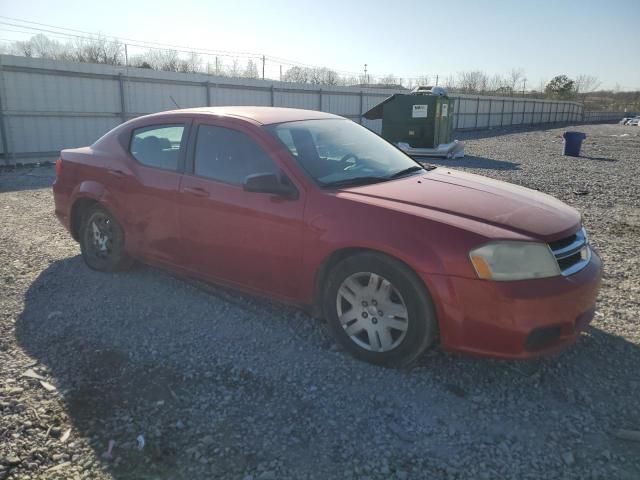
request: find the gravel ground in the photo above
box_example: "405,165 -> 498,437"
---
1,123 -> 639,480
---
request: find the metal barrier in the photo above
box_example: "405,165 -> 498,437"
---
0,55 -> 620,165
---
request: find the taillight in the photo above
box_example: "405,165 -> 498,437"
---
55,158 -> 63,177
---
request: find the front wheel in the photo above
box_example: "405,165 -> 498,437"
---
323,252 -> 437,367
79,205 -> 132,272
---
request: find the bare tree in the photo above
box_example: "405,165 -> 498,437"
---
133,49 -> 180,71
179,51 -> 201,73
506,68 -> 525,94
487,74 -> 505,92
574,74 -> 601,95
10,34 -> 63,59
406,75 -> 431,89
243,59 -> 259,79
537,78 -> 548,96
227,58 -> 242,78
338,75 -> 359,87
457,70 -> 489,93
377,74 -> 398,86
283,66 -> 309,84
320,68 -> 339,86
73,35 -> 123,65
308,67 -> 323,85
284,66 -> 339,85
11,39 -> 35,57
443,74 -> 457,90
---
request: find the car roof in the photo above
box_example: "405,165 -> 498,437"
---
150,106 -> 345,125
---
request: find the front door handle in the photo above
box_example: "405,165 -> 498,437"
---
107,169 -> 125,178
183,186 -> 208,197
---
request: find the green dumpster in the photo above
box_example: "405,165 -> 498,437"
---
363,86 -> 464,158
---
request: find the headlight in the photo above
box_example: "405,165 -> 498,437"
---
469,242 -> 560,281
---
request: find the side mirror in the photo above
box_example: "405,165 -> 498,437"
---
243,172 -> 298,199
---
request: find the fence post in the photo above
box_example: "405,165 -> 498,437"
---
0,62 -> 10,166
474,97 -> 480,129
204,82 -> 211,107
455,97 -> 461,130
118,73 -> 126,123
532,101 -> 537,126
499,98 -> 505,127
359,91 -> 364,124
318,88 -> 323,111
270,85 -> 275,106
511,99 -> 515,126
487,98 -> 492,128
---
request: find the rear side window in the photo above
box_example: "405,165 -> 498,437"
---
130,124 -> 185,171
193,125 -> 277,185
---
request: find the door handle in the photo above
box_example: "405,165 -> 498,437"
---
107,169 -> 126,178
183,186 -> 208,197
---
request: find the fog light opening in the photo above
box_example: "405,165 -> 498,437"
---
525,326 -> 562,351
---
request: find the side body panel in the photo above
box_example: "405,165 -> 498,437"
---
178,116 -> 308,301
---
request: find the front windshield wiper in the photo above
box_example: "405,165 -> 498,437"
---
321,176 -> 388,189
388,165 -> 425,179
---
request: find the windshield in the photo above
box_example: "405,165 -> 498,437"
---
267,119 -> 423,187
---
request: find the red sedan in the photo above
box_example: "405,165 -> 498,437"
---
53,107 -> 602,366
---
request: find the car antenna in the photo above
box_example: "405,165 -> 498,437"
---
169,96 -> 181,108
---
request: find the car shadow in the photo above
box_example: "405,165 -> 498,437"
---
578,155 -> 618,162
454,122 -> 582,140
421,155 -> 520,170
0,166 -> 55,193
14,257 -> 640,478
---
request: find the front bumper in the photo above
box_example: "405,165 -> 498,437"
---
421,250 -> 602,359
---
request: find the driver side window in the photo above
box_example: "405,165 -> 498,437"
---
193,125 -> 278,185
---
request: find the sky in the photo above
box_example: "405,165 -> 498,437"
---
1,0 -> 639,90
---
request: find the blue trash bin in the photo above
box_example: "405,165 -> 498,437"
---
562,131 -> 586,157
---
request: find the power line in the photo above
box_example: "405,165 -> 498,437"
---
0,21 -> 264,60
0,15 -> 263,58
0,16 -> 399,79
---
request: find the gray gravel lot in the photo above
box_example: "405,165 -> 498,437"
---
1,123 -> 639,480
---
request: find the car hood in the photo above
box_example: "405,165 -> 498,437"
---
338,168 -> 581,240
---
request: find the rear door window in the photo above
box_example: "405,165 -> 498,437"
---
130,124 -> 185,171
193,125 -> 278,185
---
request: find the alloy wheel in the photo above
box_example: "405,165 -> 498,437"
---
336,272 -> 409,352
88,213 -> 113,259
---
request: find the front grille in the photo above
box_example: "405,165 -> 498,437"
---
549,227 -> 591,276
548,234 -> 577,251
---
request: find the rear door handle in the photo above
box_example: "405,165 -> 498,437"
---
108,169 -> 126,178
183,186 -> 208,197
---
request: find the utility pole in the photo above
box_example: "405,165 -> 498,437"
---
435,74 -> 439,86
364,64 -> 368,85
262,55 -> 265,80
215,56 -> 219,75
522,79 -> 526,97
124,44 -> 128,67
279,65 -> 282,82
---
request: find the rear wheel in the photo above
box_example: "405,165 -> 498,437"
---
79,205 -> 132,272
323,252 -> 437,367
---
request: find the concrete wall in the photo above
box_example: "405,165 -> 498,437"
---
0,55 -> 589,165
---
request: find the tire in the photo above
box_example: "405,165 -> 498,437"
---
79,205 -> 132,272
323,252 -> 437,367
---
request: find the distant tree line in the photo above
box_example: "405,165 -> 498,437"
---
2,34 -> 636,111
